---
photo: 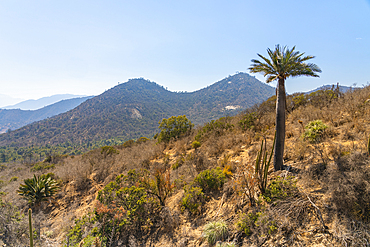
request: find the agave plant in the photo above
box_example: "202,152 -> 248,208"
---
17,174 -> 59,207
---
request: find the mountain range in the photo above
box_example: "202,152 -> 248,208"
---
0,73 -> 275,147
1,94 -> 88,110
305,84 -> 357,94
0,96 -> 93,134
0,94 -> 24,108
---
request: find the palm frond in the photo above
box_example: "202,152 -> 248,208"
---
249,45 -> 321,83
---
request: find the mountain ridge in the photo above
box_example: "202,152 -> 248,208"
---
0,96 -> 93,134
304,84 -> 358,94
2,94 -> 89,110
0,73 -> 275,147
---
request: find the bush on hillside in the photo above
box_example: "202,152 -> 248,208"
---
191,140 -> 201,150
180,185 -> 205,215
236,211 -> 277,237
263,176 -> 298,203
94,168 -> 175,243
122,139 -> 135,148
0,192 -> 28,246
239,112 -> 257,131
195,117 -> 234,142
194,167 -> 227,193
302,120 -> 328,143
100,146 -> 119,157
157,115 -> 194,143
136,136 -> 150,144
96,170 -> 160,243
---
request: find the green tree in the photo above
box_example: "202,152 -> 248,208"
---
157,115 -> 194,143
17,174 -> 59,208
249,45 -> 321,170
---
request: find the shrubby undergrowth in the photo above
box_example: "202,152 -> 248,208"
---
2,85 -> 370,246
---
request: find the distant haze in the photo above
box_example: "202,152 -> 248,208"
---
2,94 -> 88,110
0,94 -> 24,108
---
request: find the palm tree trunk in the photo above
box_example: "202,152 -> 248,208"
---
273,78 -> 286,170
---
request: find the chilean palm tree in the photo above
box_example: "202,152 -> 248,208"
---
249,45 -> 321,170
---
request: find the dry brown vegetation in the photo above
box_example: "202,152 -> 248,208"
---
1,85 -> 370,246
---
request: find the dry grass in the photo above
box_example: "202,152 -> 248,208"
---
2,85 -> 370,246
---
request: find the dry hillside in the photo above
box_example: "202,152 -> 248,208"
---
1,85 -> 370,246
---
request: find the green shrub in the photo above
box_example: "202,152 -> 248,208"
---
180,186 -> 205,214
195,117 -> 233,142
100,146 -> 119,157
0,192 -> 28,245
157,115 -> 193,143
236,212 -> 259,236
302,120 -> 328,143
263,176 -> 298,203
30,163 -> 55,172
9,176 -> 18,182
292,93 -> 307,108
96,173 -> 155,241
66,213 -> 97,246
239,112 -> 257,131
203,220 -> 228,245
41,172 -> 57,180
191,140 -> 201,150
122,139 -> 135,148
95,169 -> 173,241
79,235 -> 100,247
215,242 -> 237,247
236,211 -> 277,237
136,136 -> 150,144
194,167 -> 227,193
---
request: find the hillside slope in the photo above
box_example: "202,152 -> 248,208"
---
1,84 -> 369,246
0,96 -> 93,133
0,73 -> 274,147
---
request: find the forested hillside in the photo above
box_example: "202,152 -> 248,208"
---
0,73 -> 274,149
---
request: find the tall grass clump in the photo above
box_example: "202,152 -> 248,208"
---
203,220 -> 228,245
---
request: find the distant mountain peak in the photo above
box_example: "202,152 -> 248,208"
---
0,73 -> 275,147
305,84 -> 359,94
2,94 -> 89,110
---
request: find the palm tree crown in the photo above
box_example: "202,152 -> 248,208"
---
249,45 -> 322,83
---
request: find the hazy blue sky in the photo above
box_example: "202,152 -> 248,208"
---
0,0 -> 369,101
